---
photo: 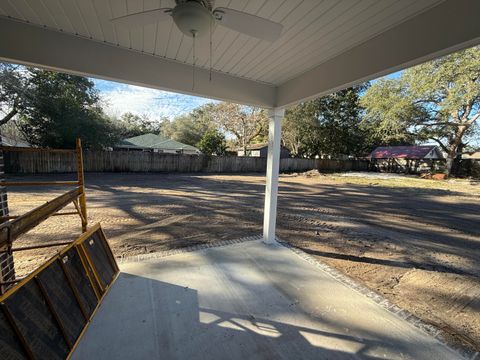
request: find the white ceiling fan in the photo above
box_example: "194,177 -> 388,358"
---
111,0 -> 283,42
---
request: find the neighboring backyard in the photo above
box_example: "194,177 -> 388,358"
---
6,172 -> 480,354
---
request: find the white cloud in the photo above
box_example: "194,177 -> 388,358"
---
93,79 -> 214,120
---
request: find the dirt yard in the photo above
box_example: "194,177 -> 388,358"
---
6,172 -> 480,353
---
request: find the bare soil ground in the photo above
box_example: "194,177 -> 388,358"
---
6,172 -> 480,353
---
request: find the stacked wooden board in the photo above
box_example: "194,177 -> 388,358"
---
0,223 -> 119,359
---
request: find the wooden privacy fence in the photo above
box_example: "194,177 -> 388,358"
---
4,150 -> 369,174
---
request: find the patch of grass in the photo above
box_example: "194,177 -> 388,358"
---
325,173 -> 480,196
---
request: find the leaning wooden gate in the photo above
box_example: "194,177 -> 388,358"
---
0,224 -> 119,359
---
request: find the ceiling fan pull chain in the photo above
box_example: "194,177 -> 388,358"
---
209,16 -> 213,82
192,31 -> 196,90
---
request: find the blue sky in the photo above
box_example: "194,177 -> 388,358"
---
93,71 -> 404,120
92,79 -> 214,120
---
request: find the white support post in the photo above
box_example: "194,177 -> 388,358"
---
263,108 -> 285,244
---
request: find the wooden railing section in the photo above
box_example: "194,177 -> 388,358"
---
0,139 -> 88,290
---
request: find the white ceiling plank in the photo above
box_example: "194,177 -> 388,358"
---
126,0 -> 143,51
310,0 -> 442,71
164,26 -> 184,59
196,18 -> 227,68
7,0 -> 41,24
213,0 -> 281,72
221,0 -> 298,74
248,0 -> 372,80
213,0 -> 268,72
257,0 -> 390,83
92,0 -> 117,44
210,0 -> 254,69
199,0 -> 248,67
23,0 -> 56,26
155,21 -> 175,57
109,0 -> 129,47
1,2 -> 24,20
175,27 -> 197,63
153,0 -> 173,57
38,0 -> 75,33
197,0 -> 232,68
276,0 -> 480,107
223,0 -> 302,75
234,0 -> 337,78
58,0 -> 90,37
142,0 -> 161,54
75,0 -> 105,41
269,0 -> 437,84
267,0 -> 421,83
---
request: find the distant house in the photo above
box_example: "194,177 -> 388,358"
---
237,143 -> 290,158
114,134 -> 200,155
369,145 -> 443,160
462,150 -> 480,160
1,135 -> 30,148
368,145 -> 444,174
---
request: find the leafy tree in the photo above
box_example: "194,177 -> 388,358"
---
162,104 -> 216,146
113,112 -> 164,138
283,85 -> 369,158
360,79 -> 417,147
361,46 -> 480,175
206,102 -> 268,154
197,129 -> 227,155
18,69 -> 118,149
282,101 -> 322,157
0,63 -> 31,126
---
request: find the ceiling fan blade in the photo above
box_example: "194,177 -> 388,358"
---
213,7 -> 283,42
111,8 -> 172,28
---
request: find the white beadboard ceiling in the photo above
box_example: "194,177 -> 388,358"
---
0,0 -> 444,86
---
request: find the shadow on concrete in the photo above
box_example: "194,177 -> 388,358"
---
72,272 -> 428,360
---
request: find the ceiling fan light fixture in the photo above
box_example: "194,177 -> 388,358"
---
172,2 -> 213,38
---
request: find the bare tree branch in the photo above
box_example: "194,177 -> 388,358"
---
0,107 -> 18,126
430,137 -> 449,153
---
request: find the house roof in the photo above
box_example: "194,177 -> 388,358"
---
243,143 -> 269,151
1,135 -> 30,148
463,151 -> 480,159
369,146 -> 438,159
117,134 -> 199,152
117,134 -> 167,148
235,143 -> 289,151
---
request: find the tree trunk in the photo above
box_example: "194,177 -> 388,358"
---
0,108 -> 18,126
445,155 -> 454,176
445,125 -> 467,177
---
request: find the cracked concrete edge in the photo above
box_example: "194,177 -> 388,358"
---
277,239 -> 478,360
117,235 -> 263,264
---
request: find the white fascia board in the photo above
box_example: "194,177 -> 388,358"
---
276,0 -> 480,108
0,17 -> 276,108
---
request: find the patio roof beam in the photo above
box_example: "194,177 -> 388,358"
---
0,17 -> 276,108
276,0 -> 480,108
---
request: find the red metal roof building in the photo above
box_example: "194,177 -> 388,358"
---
369,146 -> 443,160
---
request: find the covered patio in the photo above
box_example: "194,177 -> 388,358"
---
1,0 -> 479,358
72,239 -> 462,360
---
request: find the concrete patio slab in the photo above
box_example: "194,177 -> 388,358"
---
71,240 -> 463,360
